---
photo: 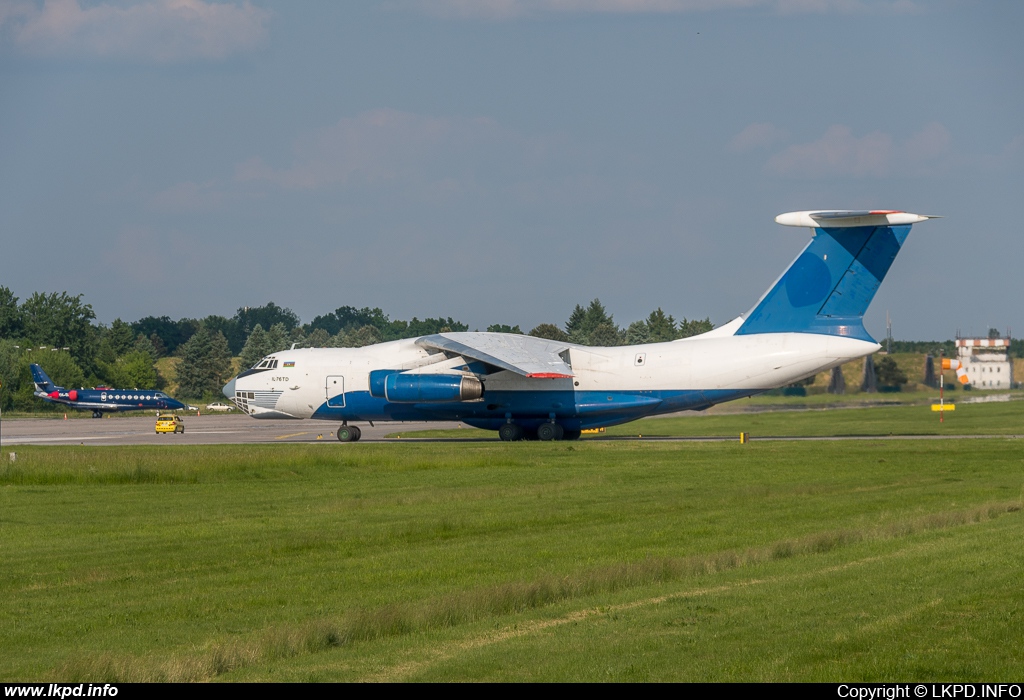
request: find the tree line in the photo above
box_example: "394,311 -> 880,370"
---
4,287 -> 1018,410
0,287 -> 720,408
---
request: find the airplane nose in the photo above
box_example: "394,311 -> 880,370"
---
222,377 -> 236,399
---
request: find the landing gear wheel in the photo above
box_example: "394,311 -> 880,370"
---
337,426 -> 356,442
350,426 -> 362,442
498,423 -> 523,442
537,423 -> 564,441
561,429 -> 582,441
92,411 -> 103,419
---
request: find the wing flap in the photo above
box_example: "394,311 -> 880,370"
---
416,332 -> 574,378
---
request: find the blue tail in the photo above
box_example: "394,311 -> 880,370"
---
30,364 -> 60,393
736,211 -> 933,341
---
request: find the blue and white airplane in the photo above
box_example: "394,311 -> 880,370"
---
31,364 -> 186,417
224,210 -> 935,442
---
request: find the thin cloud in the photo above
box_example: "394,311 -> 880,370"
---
101,227 -> 170,285
3,0 -> 270,62
970,134 -> 1024,175
401,0 -> 919,20
765,123 -> 950,178
229,107 -> 652,215
405,0 -> 758,19
774,0 -> 920,13
728,122 -> 788,153
234,108 -> 532,192
149,180 -> 225,212
903,121 -> 951,163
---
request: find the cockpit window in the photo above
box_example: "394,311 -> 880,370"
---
254,358 -> 278,370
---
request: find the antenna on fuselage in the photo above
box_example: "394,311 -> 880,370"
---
886,310 -> 892,354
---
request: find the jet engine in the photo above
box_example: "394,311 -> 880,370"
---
369,371 -> 483,403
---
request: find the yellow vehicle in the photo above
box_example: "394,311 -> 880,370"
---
155,414 -> 184,434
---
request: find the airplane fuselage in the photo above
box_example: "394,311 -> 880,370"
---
35,387 -> 185,414
226,329 -> 878,432
224,209 -> 934,440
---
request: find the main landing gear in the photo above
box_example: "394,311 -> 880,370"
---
497,423 -> 523,442
498,422 -> 581,442
336,424 -> 362,442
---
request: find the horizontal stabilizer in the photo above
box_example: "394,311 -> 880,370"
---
775,210 -> 939,228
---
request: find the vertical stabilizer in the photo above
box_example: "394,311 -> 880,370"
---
737,210 -> 937,341
30,364 -> 60,393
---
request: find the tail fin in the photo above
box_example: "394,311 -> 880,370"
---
30,364 -> 60,393
736,211 -> 937,341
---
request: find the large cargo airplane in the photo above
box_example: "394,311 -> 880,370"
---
224,210 -> 935,441
31,363 -> 186,417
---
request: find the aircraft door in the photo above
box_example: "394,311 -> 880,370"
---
326,376 -> 346,408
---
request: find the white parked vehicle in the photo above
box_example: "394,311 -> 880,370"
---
204,402 -> 234,412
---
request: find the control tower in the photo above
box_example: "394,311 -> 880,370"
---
956,337 -> 1013,389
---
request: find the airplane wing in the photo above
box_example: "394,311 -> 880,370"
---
415,332 -> 574,378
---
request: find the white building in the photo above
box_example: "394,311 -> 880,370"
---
956,338 -> 1014,389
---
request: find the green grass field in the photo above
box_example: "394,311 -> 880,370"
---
3,423 -> 1023,682
387,397 -> 1024,440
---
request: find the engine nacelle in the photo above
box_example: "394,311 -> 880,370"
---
369,370 -> 483,403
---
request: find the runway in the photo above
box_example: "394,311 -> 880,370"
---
0,414 -> 464,446
1,414 -> 1019,446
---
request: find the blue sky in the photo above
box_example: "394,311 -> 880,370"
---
1,0 -> 1021,340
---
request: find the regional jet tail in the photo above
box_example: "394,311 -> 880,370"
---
225,210 -> 936,441
30,363 -> 186,418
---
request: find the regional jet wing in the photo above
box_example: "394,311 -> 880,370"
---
416,332 -> 574,378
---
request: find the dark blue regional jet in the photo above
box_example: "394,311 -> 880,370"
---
30,363 -> 186,418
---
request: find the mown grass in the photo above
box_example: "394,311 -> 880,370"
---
386,397 -> 1024,439
606,397 -> 1024,438
2,437 -> 1023,681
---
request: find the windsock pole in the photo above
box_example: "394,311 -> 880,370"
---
939,372 -> 944,423
937,358 -> 969,423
